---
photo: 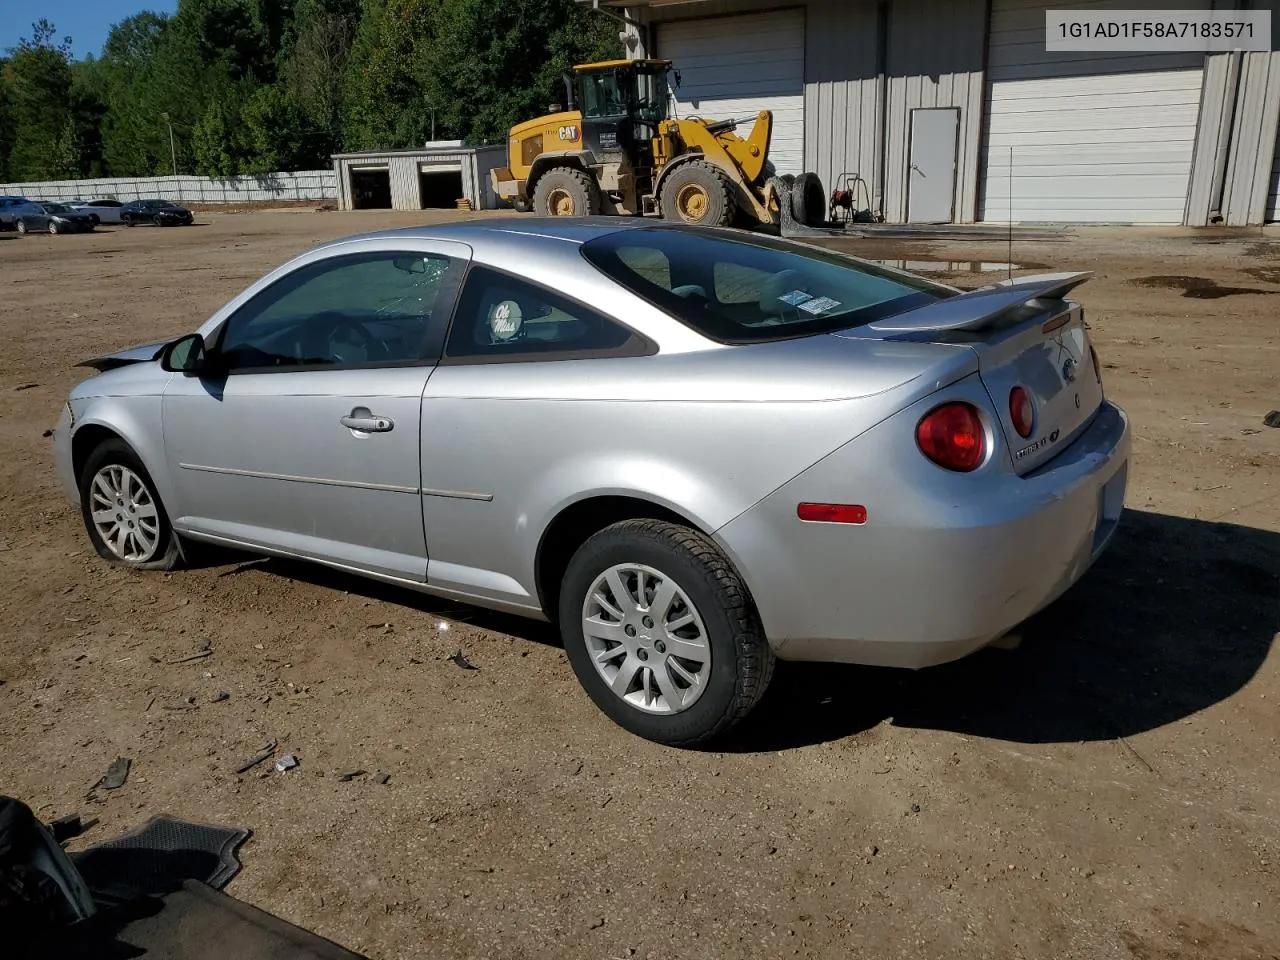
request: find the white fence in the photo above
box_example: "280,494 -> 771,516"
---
0,170 -> 337,204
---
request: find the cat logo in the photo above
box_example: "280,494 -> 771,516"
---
558,125 -> 579,142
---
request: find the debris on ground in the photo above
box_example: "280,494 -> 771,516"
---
448,650 -> 477,670
210,691 -> 230,703
374,773 -> 390,785
50,812 -> 97,841
275,754 -> 299,773
1264,410 -> 1280,427
99,757 -> 132,790
338,770 -> 365,782
233,740 -> 277,774
167,640 -> 213,664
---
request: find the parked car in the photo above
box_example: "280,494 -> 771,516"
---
0,196 -> 43,229
51,219 -> 1130,745
15,201 -> 96,234
120,199 -> 194,227
67,198 -> 126,225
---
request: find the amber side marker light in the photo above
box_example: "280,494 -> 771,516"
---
797,503 -> 868,524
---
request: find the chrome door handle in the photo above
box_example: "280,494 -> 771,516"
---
340,413 -> 394,433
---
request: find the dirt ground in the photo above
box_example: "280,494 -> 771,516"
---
1,209 -> 1278,960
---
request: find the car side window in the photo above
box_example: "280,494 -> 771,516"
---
216,252 -> 462,372
443,265 -> 649,362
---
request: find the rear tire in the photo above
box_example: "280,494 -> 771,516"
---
531,167 -> 601,217
558,519 -> 774,746
79,439 -> 183,571
659,160 -> 736,228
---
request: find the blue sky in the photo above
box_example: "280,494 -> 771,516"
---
2,0 -> 177,60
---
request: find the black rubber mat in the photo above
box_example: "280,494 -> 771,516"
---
70,816 -> 250,902
34,880 -> 369,960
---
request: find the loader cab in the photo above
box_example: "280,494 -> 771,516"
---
571,60 -> 674,164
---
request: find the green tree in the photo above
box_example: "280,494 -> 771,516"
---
0,64 -> 14,181
5,21 -> 85,180
191,95 -> 245,176
418,0 -> 619,145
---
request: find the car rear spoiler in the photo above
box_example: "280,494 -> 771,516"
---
78,339 -> 169,372
866,271 -> 1093,335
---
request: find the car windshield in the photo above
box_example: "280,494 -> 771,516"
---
580,227 -> 953,343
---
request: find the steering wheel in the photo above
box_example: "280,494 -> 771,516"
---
301,311 -> 382,364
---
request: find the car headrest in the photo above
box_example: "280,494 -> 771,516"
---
757,269 -> 809,314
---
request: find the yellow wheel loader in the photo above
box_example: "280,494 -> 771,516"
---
489,59 -> 802,229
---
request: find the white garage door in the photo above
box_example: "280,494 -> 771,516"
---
981,0 -> 1208,224
656,9 -> 805,176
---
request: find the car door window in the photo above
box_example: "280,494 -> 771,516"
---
216,252 -> 462,372
443,265 -> 651,362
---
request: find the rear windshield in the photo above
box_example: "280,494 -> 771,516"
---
580,226 -> 950,343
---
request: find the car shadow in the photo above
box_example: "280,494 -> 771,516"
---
717,509 -> 1279,752
242,554 -> 563,649
196,509 -> 1277,751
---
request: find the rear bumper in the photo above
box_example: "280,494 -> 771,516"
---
715,394 -> 1130,669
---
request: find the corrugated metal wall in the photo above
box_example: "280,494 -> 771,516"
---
883,0 -> 987,223
1271,127 -> 1280,221
1188,49 -> 1280,227
803,3 -> 882,206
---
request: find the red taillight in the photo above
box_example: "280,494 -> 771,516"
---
916,402 -> 986,472
797,502 -> 868,524
1009,386 -> 1034,438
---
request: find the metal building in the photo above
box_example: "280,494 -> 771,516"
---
332,142 -> 507,212
590,0 -> 1280,225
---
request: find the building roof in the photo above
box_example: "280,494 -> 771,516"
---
330,145 -> 502,160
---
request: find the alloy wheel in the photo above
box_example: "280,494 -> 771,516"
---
88,464 -> 162,563
580,562 -> 712,715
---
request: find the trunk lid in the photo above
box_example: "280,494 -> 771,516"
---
969,300 -> 1102,474
841,272 -> 1104,474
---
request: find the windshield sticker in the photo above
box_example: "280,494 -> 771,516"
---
797,296 -> 842,315
777,290 -> 813,306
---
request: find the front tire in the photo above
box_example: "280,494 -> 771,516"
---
16,220 -> 27,235
659,160 -> 736,227
531,167 -> 601,217
559,519 -> 774,746
122,215 -> 134,227
79,439 -> 182,571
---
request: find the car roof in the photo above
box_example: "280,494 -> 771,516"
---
312,216 -> 685,254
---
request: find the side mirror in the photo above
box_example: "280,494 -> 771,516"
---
160,333 -> 210,374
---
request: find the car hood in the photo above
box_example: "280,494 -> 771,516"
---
78,339 -> 169,372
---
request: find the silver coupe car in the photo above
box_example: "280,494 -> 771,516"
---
52,219 -> 1130,744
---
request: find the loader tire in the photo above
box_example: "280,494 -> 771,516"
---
659,160 -> 736,228
532,167 -> 601,217
790,172 -> 825,227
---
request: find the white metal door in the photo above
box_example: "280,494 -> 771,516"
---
980,0 -> 1208,224
908,108 -> 960,223
656,9 -> 806,176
